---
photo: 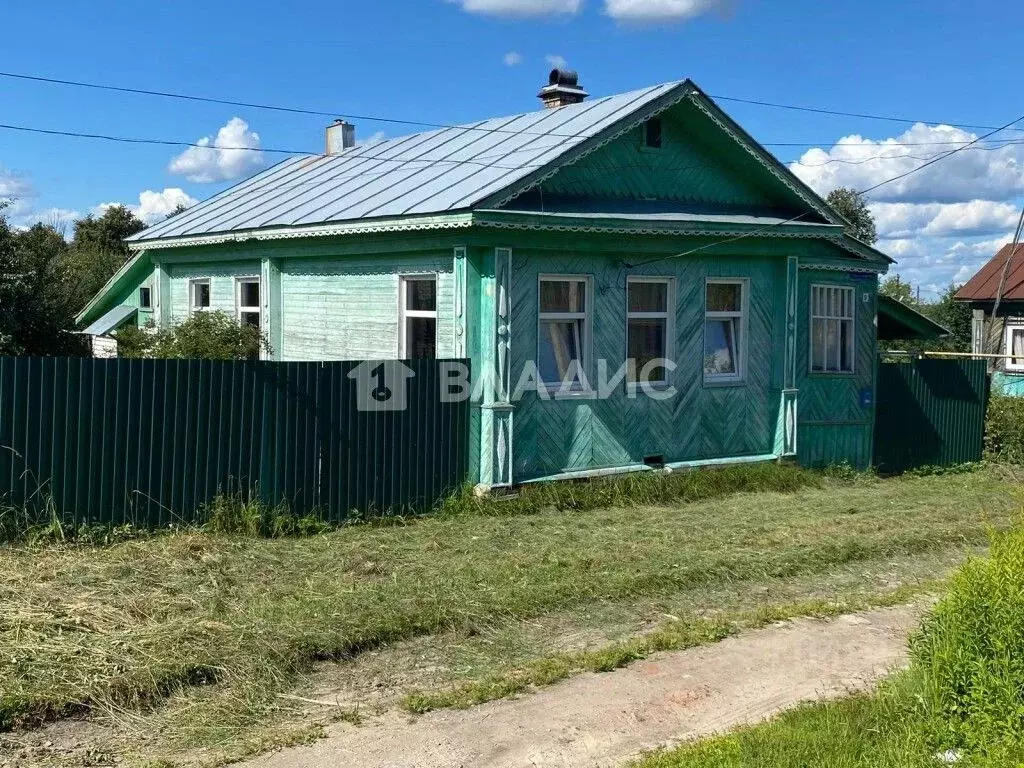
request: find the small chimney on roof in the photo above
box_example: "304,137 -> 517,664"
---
538,69 -> 588,109
326,119 -> 356,155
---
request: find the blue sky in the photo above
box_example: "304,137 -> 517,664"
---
2,0 -> 1022,294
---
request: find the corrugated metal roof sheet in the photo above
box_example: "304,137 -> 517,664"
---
133,82 -> 685,243
955,244 -> 1024,301
79,305 -> 137,336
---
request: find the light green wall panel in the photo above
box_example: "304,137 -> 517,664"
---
279,253 -> 455,361
507,249 -> 784,482
167,261 -> 261,324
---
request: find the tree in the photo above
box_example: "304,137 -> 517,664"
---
880,274 -> 917,305
65,205 -> 146,311
921,283 -> 973,352
827,187 -> 878,245
0,209 -> 87,356
116,311 -> 270,360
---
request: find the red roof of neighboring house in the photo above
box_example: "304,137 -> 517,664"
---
955,244 -> 1024,301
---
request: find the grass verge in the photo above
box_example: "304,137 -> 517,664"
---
0,465 -> 1018,764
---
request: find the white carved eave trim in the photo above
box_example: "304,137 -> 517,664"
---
127,215 -> 475,251
799,262 -> 886,274
474,216 -> 838,240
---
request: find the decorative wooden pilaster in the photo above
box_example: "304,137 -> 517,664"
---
153,259 -> 171,329
453,246 -> 468,358
261,257 -> 282,361
776,255 -> 799,457
479,247 -> 514,489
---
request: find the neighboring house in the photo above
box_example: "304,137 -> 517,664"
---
77,71 -> 897,487
955,243 -> 1024,395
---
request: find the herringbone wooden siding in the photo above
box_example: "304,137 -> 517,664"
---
510,251 -> 784,481
795,269 -> 878,469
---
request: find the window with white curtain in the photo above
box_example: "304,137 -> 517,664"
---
538,276 -> 590,390
704,280 -> 747,382
627,277 -> 672,385
1005,324 -> 1024,372
810,285 -> 856,373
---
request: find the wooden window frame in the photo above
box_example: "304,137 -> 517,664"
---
1004,321 -> 1024,372
704,278 -> 749,385
399,274 -> 438,359
138,285 -> 152,310
537,274 -> 593,395
235,276 -> 261,330
809,284 -> 856,375
626,276 -> 674,388
188,278 -> 211,315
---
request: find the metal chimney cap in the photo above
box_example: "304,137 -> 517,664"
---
548,68 -> 579,87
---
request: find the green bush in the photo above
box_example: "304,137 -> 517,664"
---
984,394 -> 1024,463
912,523 -> 1024,762
115,311 -> 270,360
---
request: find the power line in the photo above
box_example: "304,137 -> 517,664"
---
3,67 -> 1023,144
857,110 -> 1024,196
709,93 -> 1024,135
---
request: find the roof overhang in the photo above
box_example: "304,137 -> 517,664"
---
877,295 -> 949,341
78,305 -> 137,336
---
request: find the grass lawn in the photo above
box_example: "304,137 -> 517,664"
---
0,466 -> 1019,766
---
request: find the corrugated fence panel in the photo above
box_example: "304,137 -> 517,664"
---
0,357 -> 470,528
873,359 -> 988,474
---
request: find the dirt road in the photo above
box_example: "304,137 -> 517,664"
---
248,605 -> 919,768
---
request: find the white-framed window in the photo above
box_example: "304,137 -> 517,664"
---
189,278 -> 211,314
704,279 -> 747,383
138,285 -> 152,310
1005,322 -> 1024,372
236,277 -> 261,329
400,275 -> 437,359
810,285 -> 856,374
627,277 -> 673,386
538,275 -> 591,391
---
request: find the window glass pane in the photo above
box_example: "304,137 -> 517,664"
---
628,319 -> 667,383
407,317 -> 436,358
628,281 -> 667,313
812,318 -> 826,372
407,279 -> 436,312
193,282 -> 210,308
704,318 -> 738,376
539,319 -> 584,385
644,119 -> 662,149
840,319 -> 852,371
240,281 -> 260,308
540,280 -> 585,313
139,287 -> 151,308
706,283 -> 741,313
240,311 -> 260,328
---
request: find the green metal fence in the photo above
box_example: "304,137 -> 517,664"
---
873,358 -> 989,474
0,357 -> 470,527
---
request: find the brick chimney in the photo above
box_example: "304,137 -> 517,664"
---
538,69 -> 588,109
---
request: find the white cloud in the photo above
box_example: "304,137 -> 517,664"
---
504,51 -> 523,66
870,200 -> 1022,239
790,124 -> 1024,204
95,188 -> 199,225
168,117 -> 264,183
546,53 -> 568,69
0,165 -> 34,217
605,0 -> 731,21
449,0 -> 582,16
877,233 -> 1016,297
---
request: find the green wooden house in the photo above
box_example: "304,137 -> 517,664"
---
77,71 -> 893,488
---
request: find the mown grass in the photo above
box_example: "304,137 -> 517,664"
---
634,498 -> 1024,768
0,464 -> 1018,764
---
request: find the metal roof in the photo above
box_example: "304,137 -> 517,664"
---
133,81 -> 686,243
79,305 -> 137,336
955,244 -> 1024,302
